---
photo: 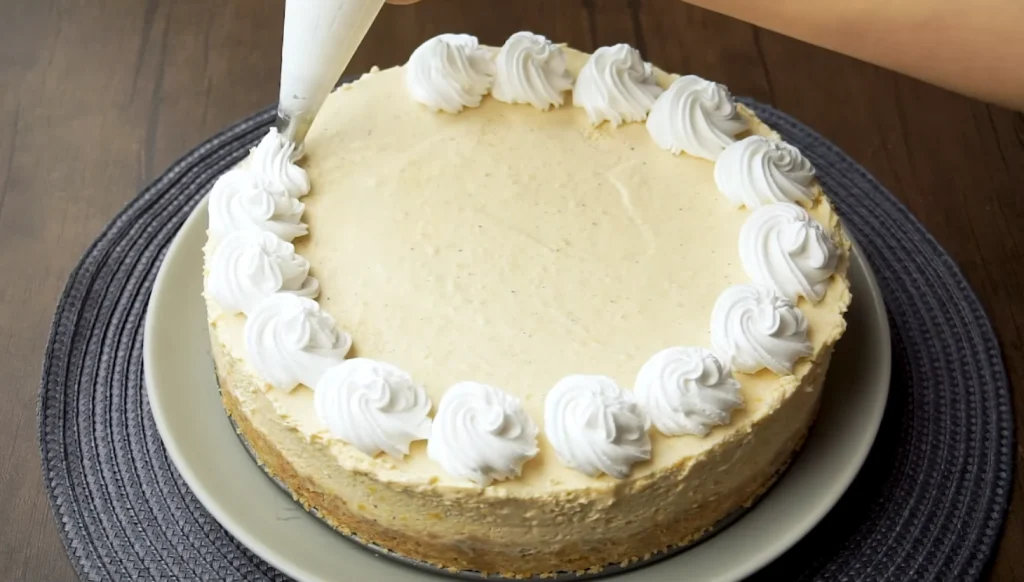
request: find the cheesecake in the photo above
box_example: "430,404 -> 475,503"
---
202,32 -> 851,577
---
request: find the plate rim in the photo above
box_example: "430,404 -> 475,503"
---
144,196 -> 890,582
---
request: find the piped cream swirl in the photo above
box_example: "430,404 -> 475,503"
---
406,34 -> 495,114
646,75 -> 747,160
739,203 -> 838,303
711,284 -> 811,375
244,293 -> 351,391
207,169 -> 307,241
314,359 -> 432,459
207,230 -> 318,315
715,136 -> 816,208
572,44 -> 663,127
635,347 -> 742,437
250,128 -> 310,197
427,382 -> 539,486
544,375 -> 651,478
492,32 -> 574,110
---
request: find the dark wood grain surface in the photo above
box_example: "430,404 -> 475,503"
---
1,1 -> 1021,580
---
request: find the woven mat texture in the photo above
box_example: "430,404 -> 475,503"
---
39,101 -> 1014,581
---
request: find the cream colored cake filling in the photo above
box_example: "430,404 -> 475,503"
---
203,36 -> 852,574
205,47 -> 850,494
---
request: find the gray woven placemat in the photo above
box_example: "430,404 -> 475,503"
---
39,100 -> 1014,581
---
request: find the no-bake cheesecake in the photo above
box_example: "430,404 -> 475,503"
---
202,32 -> 851,577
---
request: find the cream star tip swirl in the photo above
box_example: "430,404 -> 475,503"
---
544,375 -> 651,479
646,74 -> 747,161
634,347 -> 743,437
244,293 -> 351,392
427,382 -> 539,486
715,136 -> 817,208
207,230 -> 319,315
491,31 -> 574,111
314,359 -> 432,459
739,203 -> 839,303
710,284 -> 811,375
406,34 -> 495,114
207,168 -> 307,241
250,128 -> 310,197
572,44 -> 663,127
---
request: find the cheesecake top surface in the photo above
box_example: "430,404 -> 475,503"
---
205,44 -> 850,494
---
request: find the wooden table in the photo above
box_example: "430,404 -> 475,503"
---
1,1 -> 1020,579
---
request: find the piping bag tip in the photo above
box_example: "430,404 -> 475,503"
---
275,111 -> 314,154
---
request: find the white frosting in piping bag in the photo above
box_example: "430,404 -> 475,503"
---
572,44 -> 663,127
278,0 -> 386,142
544,375 -> 651,478
646,75 -> 746,160
634,347 -> 742,437
710,284 -> 811,375
207,169 -> 307,241
244,293 -> 351,392
314,358 -> 432,459
406,34 -> 495,114
207,230 -> 318,315
715,136 -> 816,208
739,203 -> 838,303
427,381 -> 539,486
492,32 -> 574,111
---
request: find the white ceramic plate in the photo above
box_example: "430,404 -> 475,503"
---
145,196 -> 890,582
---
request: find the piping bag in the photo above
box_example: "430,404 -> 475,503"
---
275,0 -> 387,150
